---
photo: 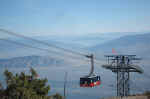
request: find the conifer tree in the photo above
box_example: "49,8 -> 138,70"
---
0,68 -> 62,99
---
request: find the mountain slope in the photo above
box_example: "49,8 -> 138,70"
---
0,55 -> 65,67
90,33 -> 150,58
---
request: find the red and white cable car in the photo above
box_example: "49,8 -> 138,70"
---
80,54 -> 101,87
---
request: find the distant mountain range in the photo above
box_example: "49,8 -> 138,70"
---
90,33 -> 150,59
0,55 -> 64,67
0,32 -> 150,66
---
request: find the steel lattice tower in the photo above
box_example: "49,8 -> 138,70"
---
102,55 -> 143,97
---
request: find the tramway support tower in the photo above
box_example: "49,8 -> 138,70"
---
102,55 -> 143,97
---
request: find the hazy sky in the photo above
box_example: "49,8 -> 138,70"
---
0,0 -> 150,36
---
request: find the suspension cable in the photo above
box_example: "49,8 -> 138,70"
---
0,28 -> 86,57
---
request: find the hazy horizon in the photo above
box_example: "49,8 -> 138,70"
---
0,0 -> 150,36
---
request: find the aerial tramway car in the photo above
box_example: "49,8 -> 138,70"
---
80,54 -> 101,87
80,75 -> 101,87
